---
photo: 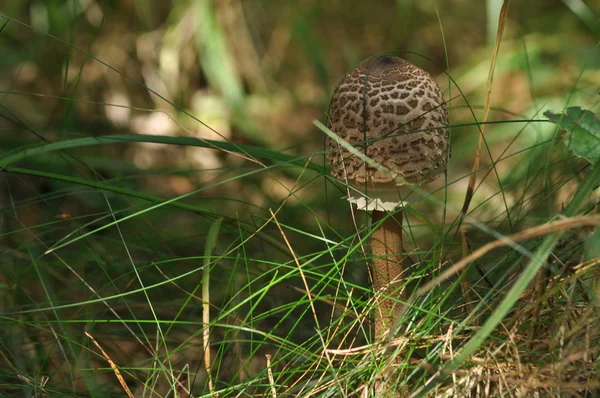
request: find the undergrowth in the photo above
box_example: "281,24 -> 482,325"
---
1,1 -> 599,397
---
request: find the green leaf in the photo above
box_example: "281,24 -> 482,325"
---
0,134 -> 324,173
585,227 -> 600,261
544,106 -> 600,165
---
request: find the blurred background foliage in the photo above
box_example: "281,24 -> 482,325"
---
2,0 -> 598,224
1,0 -> 600,396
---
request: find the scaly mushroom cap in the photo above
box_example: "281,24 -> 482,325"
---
326,55 -> 449,210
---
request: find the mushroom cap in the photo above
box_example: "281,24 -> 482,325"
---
326,56 -> 449,211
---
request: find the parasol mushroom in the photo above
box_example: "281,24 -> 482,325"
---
326,55 -> 449,344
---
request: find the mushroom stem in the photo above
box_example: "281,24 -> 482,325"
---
371,209 -> 405,341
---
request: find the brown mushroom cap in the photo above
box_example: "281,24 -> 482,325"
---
326,55 -> 449,211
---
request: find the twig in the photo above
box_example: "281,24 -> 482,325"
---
85,331 -> 134,398
266,354 -> 277,398
416,215 -> 600,297
456,0 -> 512,232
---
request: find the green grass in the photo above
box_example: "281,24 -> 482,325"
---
1,1 -> 600,397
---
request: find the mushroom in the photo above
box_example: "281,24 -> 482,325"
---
326,55 -> 449,343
